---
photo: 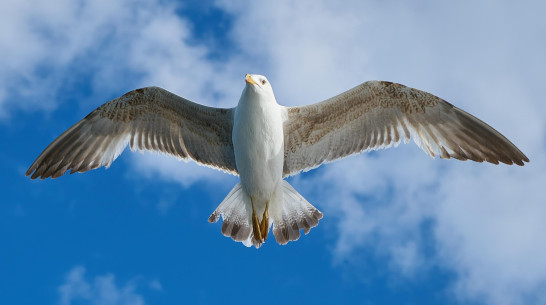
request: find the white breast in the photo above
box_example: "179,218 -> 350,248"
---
232,86 -> 284,203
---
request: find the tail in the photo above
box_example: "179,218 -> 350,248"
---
208,181 -> 323,248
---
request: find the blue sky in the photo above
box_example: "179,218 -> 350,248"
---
1,1 -> 546,304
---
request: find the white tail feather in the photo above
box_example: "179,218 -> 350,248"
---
208,183 -> 253,246
209,181 -> 323,248
271,181 -> 323,245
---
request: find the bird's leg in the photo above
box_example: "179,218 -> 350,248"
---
251,196 -> 263,243
259,200 -> 269,241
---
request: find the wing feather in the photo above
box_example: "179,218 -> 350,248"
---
27,87 -> 237,179
282,81 -> 529,177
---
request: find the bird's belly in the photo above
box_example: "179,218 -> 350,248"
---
232,104 -> 284,203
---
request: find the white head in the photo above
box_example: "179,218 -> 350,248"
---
242,74 -> 276,101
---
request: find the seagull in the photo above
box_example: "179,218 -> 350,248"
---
26,74 -> 529,248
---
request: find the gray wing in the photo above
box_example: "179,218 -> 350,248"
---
27,87 -> 237,179
282,81 -> 529,177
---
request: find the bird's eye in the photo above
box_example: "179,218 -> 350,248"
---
261,79 -> 267,85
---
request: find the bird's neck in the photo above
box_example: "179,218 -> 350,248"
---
238,87 -> 276,108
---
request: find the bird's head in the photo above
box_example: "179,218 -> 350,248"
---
244,74 -> 275,100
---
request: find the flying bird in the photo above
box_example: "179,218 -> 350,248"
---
26,74 -> 529,248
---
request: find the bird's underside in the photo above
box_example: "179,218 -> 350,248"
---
26,76 -> 529,248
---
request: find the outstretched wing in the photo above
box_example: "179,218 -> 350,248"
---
27,87 -> 237,179
282,81 -> 529,177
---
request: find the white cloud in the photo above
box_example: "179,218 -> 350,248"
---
58,266 -> 153,305
295,146 -> 440,269
129,152 -> 236,188
0,0 -> 234,115
435,160 -> 546,305
0,0 -> 145,116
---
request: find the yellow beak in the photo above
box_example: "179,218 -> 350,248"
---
245,74 -> 258,86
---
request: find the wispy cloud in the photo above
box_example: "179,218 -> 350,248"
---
58,266 -> 156,305
0,0 -> 234,116
1,0 -> 154,116
434,161 -> 546,304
